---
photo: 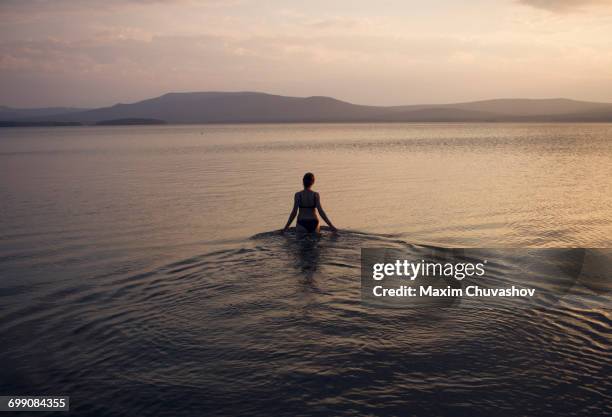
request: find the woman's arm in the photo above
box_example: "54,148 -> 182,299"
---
316,193 -> 338,232
282,193 -> 299,232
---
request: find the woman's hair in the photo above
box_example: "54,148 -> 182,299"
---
303,172 -> 315,188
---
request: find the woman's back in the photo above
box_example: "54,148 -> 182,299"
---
283,172 -> 337,234
296,190 -> 318,219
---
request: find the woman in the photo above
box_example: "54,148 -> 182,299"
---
283,172 -> 337,234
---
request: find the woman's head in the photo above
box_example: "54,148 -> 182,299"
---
303,172 -> 315,189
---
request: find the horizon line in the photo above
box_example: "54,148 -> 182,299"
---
4,91 -> 612,110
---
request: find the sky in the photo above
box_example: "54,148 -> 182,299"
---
1,0 -> 611,108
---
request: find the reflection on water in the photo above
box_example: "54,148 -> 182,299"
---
2,229 -> 609,416
0,124 -> 611,416
1,123 -> 612,250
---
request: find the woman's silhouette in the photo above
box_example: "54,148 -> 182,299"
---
283,172 -> 337,234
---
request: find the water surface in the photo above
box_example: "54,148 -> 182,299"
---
0,123 -> 610,416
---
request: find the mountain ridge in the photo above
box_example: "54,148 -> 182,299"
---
3,92 -> 612,124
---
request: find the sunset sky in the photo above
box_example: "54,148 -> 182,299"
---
1,0 -> 611,107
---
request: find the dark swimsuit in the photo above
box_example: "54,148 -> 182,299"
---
297,192 -> 319,232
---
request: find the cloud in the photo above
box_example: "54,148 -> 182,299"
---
304,17 -> 369,30
516,0 -> 612,13
2,1 -> 612,106
0,0 -> 235,19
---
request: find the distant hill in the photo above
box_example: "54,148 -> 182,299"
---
0,106 -> 88,120
30,92 -> 389,124
389,98 -> 612,117
383,107 -> 501,122
0,121 -> 82,127
3,93 -> 612,125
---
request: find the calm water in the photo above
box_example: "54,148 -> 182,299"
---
0,123 -> 610,416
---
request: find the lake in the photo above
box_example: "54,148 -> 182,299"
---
0,123 -> 610,416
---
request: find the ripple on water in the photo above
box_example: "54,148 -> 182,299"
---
0,230 -> 610,417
